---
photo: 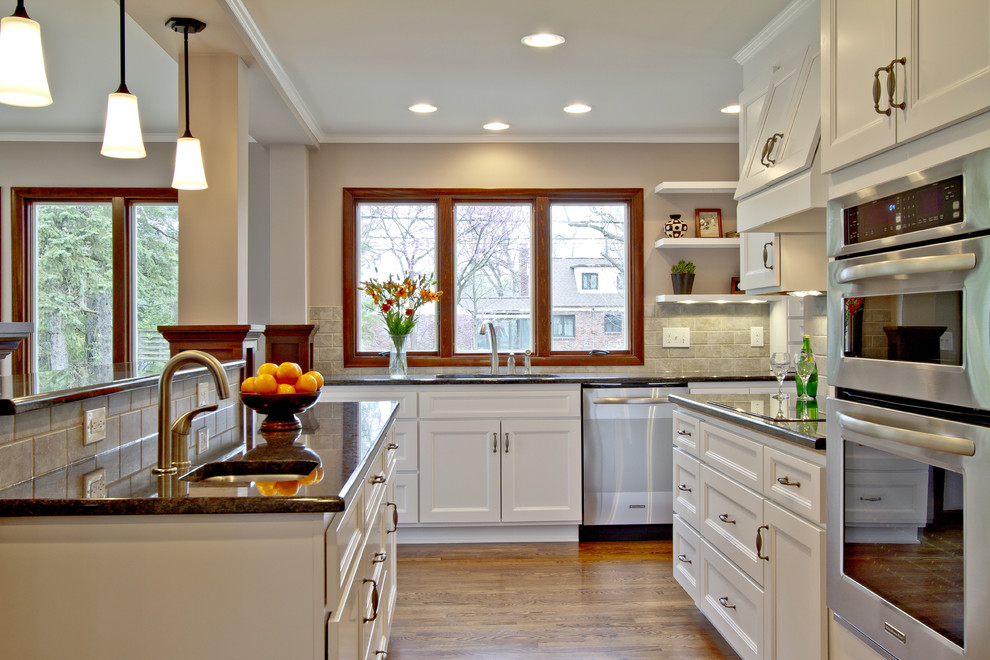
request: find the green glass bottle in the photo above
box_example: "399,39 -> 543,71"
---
796,334 -> 819,398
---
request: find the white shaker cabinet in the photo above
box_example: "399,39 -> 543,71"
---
739,231 -> 826,294
419,417 -> 582,524
672,407 -> 827,660
822,0 -> 990,172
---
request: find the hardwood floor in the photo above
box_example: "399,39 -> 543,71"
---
388,540 -> 739,659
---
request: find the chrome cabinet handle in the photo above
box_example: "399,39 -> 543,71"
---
776,476 -> 800,487
370,474 -> 386,484
836,411 -> 975,456
873,64 -> 892,115
762,241 -> 774,270
373,551 -> 387,564
386,502 -> 398,533
492,432 -> 498,453
677,484 -> 692,492
677,554 -> 692,564
387,442 -> 398,451
718,513 -> 736,525
756,524 -> 770,561
718,597 -> 736,610
887,57 -> 906,111
859,496 -> 882,502
362,578 -> 380,623
765,132 -> 784,165
504,432 -> 510,453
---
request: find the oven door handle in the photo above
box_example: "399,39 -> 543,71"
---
591,397 -> 671,405
836,253 -> 976,283
836,412 -> 975,457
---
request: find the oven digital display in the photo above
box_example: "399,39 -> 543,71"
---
844,175 -> 964,246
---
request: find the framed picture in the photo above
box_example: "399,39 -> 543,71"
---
696,208 -> 722,238
730,276 -> 743,294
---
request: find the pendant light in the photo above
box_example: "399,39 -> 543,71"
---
101,0 -> 145,158
167,17 -> 207,190
0,0 -> 52,106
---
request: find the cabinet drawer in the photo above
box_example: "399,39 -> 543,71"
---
672,513 -> 701,605
763,446 -> 825,524
699,537 -> 765,660
700,465 -> 765,586
672,411 -> 701,457
391,419 -> 418,470
700,422 -> 763,490
326,489 -> 365,608
845,470 -> 928,525
672,447 -> 701,529
419,387 -> 580,419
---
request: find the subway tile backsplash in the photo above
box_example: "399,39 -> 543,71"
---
0,366 -> 242,498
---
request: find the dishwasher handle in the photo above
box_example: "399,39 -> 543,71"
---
591,397 -> 671,405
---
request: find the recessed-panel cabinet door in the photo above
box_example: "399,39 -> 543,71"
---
419,419 -> 500,523
740,232 -> 779,291
500,418 -> 582,523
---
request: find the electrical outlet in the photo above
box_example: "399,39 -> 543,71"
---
197,382 -> 210,407
750,326 -> 764,347
83,407 -> 107,445
83,469 -> 107,498
662,327 -> 690,348
197,427 -> 209,455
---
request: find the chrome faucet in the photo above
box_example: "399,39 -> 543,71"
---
479,321 -> 499,375
153,350 -> 231,477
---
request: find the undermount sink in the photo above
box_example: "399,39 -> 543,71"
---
179,459 -> 320,483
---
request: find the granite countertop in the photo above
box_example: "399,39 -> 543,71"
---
0,400 -> 399,517
669,393 -> 826,451
326,372 -> 779,387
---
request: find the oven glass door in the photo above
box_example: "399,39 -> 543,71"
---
841,291 -> 963,364
843,441 -> 964,647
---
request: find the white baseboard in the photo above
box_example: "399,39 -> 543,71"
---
396,524 -> 579,544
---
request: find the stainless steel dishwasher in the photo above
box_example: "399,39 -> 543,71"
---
580,383 -> 688,540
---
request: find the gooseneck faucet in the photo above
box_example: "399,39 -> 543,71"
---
479,321 -> 499,375
153,350 -> 231,477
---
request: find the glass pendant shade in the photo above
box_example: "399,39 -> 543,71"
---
172,135 -> 207,190
0,13 -> 52,107
101,92 -> 146,158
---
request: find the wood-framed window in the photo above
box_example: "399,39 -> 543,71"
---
10,187 -> 179,380
343,187 -> 644,368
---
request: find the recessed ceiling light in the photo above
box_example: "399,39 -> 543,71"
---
720,104 -> 741,114
483,122 -> 510,131
563,103 -> 591,114
409,103 -> 437,113
521,33 -> 565,48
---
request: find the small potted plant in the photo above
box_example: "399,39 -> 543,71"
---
671,259 -> 695,295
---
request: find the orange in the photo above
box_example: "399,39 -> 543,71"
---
274,480 -> 299,496
275,361 -> 303,384
299,466 -> 324,486
240,376 -> 257,393
254,481 -> 277,496
257,362 -> 278,377
254,373 -> 278,395
294,373 -> 319,393
304,370 -> 325,389
276,383 -> 296,395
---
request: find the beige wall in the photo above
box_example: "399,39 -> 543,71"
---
307,141 -> 740,308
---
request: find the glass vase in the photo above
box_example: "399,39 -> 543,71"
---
388,333 -> 409,379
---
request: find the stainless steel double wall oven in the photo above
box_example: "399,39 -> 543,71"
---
826,148 -> 990,660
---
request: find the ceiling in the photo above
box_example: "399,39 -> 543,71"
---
0,0 -> 792,146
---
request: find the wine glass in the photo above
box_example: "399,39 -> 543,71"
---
795,353 -> 816,401
769,352 -> 791,401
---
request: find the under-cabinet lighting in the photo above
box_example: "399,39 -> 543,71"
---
720,104 -> 741,114
564,103 -> 591,114
409,103 -> 437,113
788,290 -> 825,297
521,32 -> 565,48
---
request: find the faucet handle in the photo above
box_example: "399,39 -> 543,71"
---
170,404 -> 218,467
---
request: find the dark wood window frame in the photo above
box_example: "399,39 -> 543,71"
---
343,187 -> 644,369
9,187 -> 178,377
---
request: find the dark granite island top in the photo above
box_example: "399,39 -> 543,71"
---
670,393 -> 826,451
0,399 -> 399,516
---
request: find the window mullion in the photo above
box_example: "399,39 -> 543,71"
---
111,197 -> 132,365
437,196 -> 454,358
533,196 -> 551,358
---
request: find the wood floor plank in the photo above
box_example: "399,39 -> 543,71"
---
388,540 -> 739,659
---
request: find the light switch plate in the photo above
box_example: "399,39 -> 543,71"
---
662,327 -> 690,348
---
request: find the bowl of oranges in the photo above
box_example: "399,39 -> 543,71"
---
240,362 -> 324,432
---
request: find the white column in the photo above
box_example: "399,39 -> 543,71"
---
176,54 -> 250,324
268,144 -> 310,323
